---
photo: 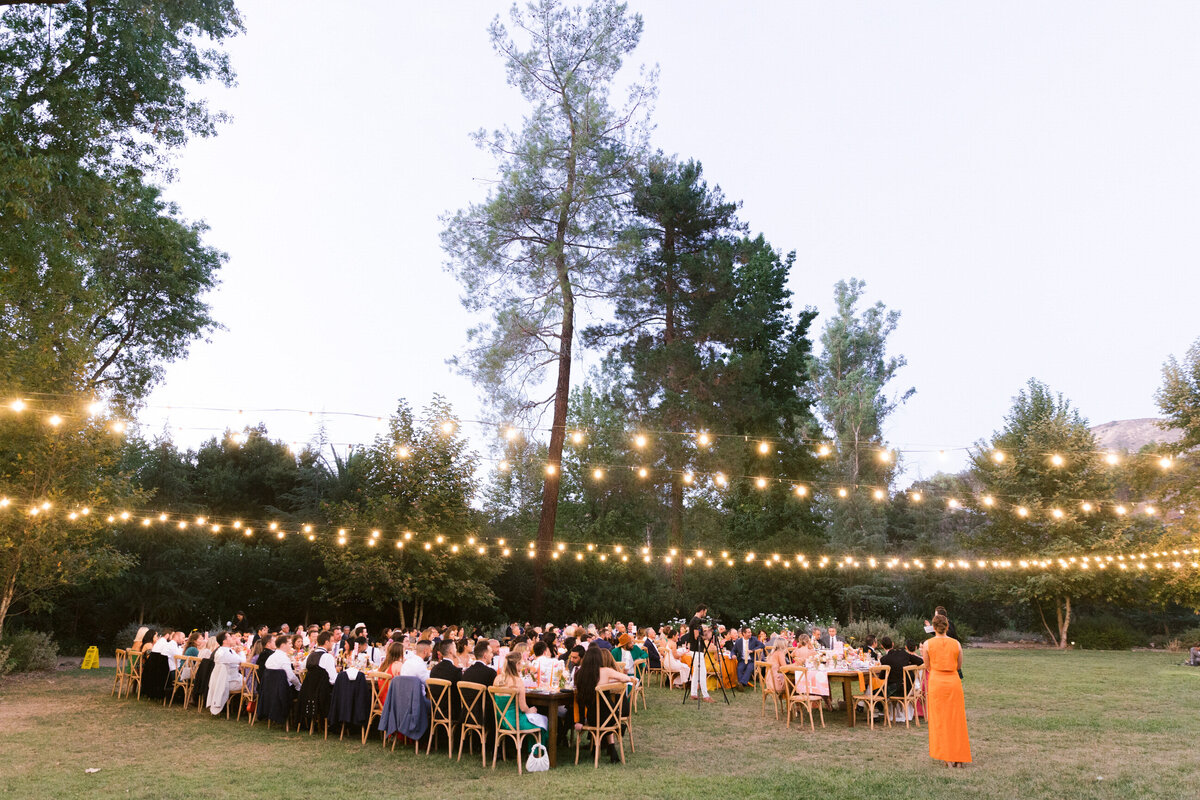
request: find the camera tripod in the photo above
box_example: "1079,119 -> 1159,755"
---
682,631 -> 732,708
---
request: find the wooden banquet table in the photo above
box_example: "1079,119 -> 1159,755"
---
523,688 -> 574,767
806,668 -> 869,728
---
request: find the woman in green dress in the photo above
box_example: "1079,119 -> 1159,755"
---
493,653 -> 547,752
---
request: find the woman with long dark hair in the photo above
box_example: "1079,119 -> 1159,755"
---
573,646 -> 633,763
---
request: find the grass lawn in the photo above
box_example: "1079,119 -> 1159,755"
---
1,649 -> 1198,800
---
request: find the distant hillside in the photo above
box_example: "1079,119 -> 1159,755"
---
1090,418 -> 1183,452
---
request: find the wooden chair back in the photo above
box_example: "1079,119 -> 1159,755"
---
167,655 -> 200,708
456,681 -> 488,767
235,662 -> 256,722
487,686 -> 540,774
111,649 -> 128,697
425,677 -> 454,758
363,672 -> 386,744
126,650 -> 144,699
631,658 -> 647,711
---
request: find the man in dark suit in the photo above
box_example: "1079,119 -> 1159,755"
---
642,634 -> 662,670
879,636 -> 922,698
818,626 -> 843,650
460,640 -> 497,736
430,640 -> 463,717
924,606 -> 960,641
727,627 -> 764,689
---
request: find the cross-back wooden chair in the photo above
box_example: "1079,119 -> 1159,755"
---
364,673 -> 386,744
111,649 -> 128,697
235,662 -> 256,723
851,664 -> 891,729
782,665 -> 826,731
456,681 -> 489,767
425,678 -> 455,758
631,658 -> 648,712
757,660 -> 782,720
615,681 -> 635,753
488,686 -> 541,774
167,655 -> 201,709
887,664 -> 924,728
125,650 -> 144,700
575,681 -> 625,768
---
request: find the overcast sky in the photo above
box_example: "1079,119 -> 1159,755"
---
144,1 -> 1200,485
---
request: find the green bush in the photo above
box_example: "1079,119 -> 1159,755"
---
115,621 -> 163,651
991,629 -> 1047,644
1174,627 -> 1200,647
1070,615 -> 1142,650
0,644 -> 12,678
840,617 -> 900,648
894,615 -> 928,645
0,630 -> 59,673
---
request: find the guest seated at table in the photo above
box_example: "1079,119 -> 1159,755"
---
880,636 -> 921,697
431,641 -> 462,683
206,632 -> 245,715
376,641 -> 406,699
641,628 -> 662,670
729,627 -> 764,689
611,634 -> 636,675
309,631 -> 338,684
400,639 -> 432,682
1190,643 -> 1200,666
660,629 -> 690,688
565,645 -> 585,684
493,652 -> 548,751
573,647 -> 633,763
792,634 -> 816,663
254,635 -> 275,667
265,634 -> 302,691
764,636 -> 791,693
862,634 -> 881,659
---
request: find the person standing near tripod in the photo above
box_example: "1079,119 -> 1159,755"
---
686,604 -> 714,703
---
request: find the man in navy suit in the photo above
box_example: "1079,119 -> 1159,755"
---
728,627 -> 764,689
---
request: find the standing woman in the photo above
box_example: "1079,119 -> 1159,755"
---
923,614 -> 971,767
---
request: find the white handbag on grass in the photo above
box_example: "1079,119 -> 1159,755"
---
525,742 -> 550,773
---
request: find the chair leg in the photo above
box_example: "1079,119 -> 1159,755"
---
594,732 -> 601,769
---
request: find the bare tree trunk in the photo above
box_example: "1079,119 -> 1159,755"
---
1036,601 -> 1059,647
415,600 -> 424,632
398,600 -> 406,631
0,563 -> 18,641
1057,596 -> 1071,649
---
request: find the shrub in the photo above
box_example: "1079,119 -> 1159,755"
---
738,614 -> 833,637
0,630 -> 59,673
841,618 -> 900,648
115,621 -> 163,651
1174,627 -> 1200,647
1070,615 -> 1142,650
0,644 -> 12,678
894,615 -> 927,645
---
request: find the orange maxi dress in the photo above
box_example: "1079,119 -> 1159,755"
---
926,636 -> 971,764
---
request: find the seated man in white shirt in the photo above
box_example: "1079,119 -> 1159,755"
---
264,635 -> 302,691
150,628 -> 174,656
399,639 -> 432,682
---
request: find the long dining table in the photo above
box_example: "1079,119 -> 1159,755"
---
522,688 -> 574,767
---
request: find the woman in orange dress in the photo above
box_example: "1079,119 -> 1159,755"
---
923,614 -> 971,767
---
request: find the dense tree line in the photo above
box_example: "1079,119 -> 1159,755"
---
4,1 -> 1197,651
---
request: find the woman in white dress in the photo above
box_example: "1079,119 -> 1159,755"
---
660,628 -> 691,688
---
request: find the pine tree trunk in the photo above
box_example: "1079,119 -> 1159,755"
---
669,478 -> 683,590
532,117 -> 579,622
398,600 -> 406,631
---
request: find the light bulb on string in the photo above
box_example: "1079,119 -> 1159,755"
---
794,485 -> 807,497
634,434 -> 647,449
837,488 -> 847,498
878,450 -> 891,463
991,450 -> 1005,463
755,477 -> 767,489
9,399 -> 25,412
911,492 -> 921,502
697,432 -> 711,447
1159,457 -> 1173,470
571,430 -> 584,445
982,496 -> 995,507
545,463 -> 557,476
817,445 -> 831,457
505,427 -> 519,441
592,468 -> 604,481
47,414 -> 62,427
682,472 -> 694,484
1050,454 -> 1064,467
873,488 -> 885,500
1105,453 -> 1119,465
396,445 -> 411,459
638,467 -> 648,478
758,441 -> 771,455
440,420 -> 455,435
